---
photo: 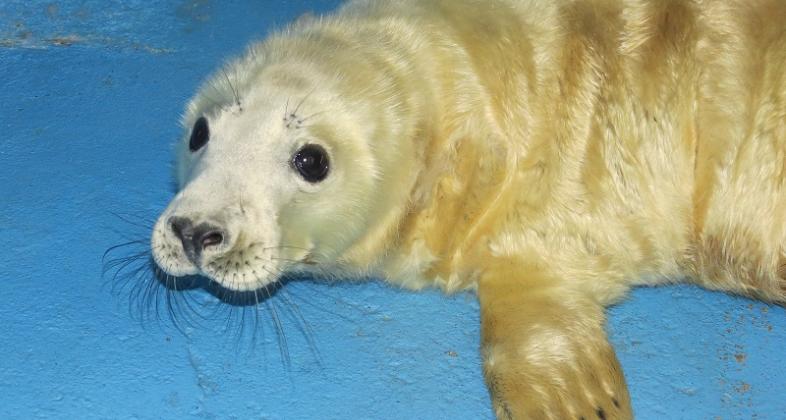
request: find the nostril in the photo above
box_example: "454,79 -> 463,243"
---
192,224 -> 226,253
166,217 -> 225,263
201,231 -> 224,248
169,216 -> 193,242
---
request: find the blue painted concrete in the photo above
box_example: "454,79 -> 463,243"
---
1,1 -> 784,419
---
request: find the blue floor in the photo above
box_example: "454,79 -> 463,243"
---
1,1 -> 784,419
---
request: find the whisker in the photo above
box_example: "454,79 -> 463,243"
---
297,109 -> 328,123
284,290 -> 357,323
103,250 -> 148,277
252,289 -> 263,349
104,224 -> 331,365
221,67 -> 241,109
280,289 -> 322,366
249,243 -> 311,252
202,84 -> 229,111
109,211 -> 156,230
116,260 -> 154,299
293,86 -> 317,116
272,257 -> 319,267
101,240 -> 148,265
264,284 -> 290,368
258,267 -> 322,366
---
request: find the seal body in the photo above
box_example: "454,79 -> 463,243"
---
150,1 -> 786,418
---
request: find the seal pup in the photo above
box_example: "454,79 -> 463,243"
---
149,0 -> 786,418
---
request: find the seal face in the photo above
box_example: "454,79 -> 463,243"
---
148,0 -> 786,418
150,39 -> 414,291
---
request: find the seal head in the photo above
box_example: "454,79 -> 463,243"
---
151,32 -> 426,291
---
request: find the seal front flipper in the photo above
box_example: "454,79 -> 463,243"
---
478,266 -> 632,420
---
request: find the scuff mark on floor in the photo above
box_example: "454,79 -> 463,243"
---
45,3 -> 59,19
0,31 -> 175,53
47,34 -> 81,46
186,344 -> 219,419
176,0 -> 212,34
176,0 -> 212,23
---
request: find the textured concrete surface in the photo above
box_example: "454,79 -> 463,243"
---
1,1 -> 784,419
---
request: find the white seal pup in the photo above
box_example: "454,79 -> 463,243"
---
150,0 -> 786,418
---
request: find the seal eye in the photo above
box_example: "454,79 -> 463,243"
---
189,117 -> 210,152
292,144 -> 330,183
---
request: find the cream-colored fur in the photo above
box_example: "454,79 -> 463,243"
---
151,1 -> 786,418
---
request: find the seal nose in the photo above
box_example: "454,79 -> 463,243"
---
169,216 -> 226,264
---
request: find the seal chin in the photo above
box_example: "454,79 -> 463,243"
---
210,265 -> 283,292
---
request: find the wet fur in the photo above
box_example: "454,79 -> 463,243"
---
149,0 -> 786,418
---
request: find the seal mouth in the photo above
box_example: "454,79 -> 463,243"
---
201,248 -> 280,291
154,222 -> 295,292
